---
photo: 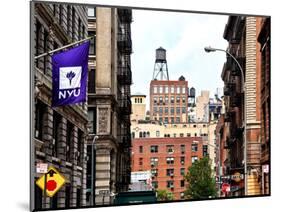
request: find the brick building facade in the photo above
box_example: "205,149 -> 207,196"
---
131,137 -> 203,200
257,17 -> 270,195
150,77 -> 188,124
221,16 -> 270,196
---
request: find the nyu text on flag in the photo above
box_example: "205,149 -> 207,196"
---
52,41 -> 90,107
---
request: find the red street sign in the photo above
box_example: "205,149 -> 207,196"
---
222,183 -> 230,193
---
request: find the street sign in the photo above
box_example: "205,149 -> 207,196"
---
36,166 -> 66,197
99,190 -> 110,196
232,172 -> 243,183
221,183 -> 230,193
262,165 -> 269,173
36,163 -> 48,174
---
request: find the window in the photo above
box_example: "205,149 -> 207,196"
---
180,145 -> 185,154
59,5 -> 63,25
180,133 -> 184,137
193,125 -> 197,128
131,132 -> 135,139
176,107 -> 180,114
187,133 -> 191,137
180,168 -> 185,176
139,132 -> 143,138
153,86 -> 158,93
203,145 -> 208,157
165,86 -> 169,93
150,145 -> 158,153
52,112 -> 61,157
166,169 -> 174,176
182,107 -> 186,113
176,96 -> 180,104
77,130 -> 83,166
176,117 -> 180,123
43,30 -> 48,74
194,133 -> 197,137
192,156 -> 198,163
151,169 -> 158,177
156,131 -> 160,137
192,143 -> 198,152
180,180 -> 185,187
166,157 -> 174,164
173,133 -> 176,137
159,86 -> 163,93
35,100 -> 45,140
140,98 -> 143,103
139,158 -> 143,166
170,107 -> 174,114
180,156 -> 185,165
147,131 -> 150,138
177,87 -> 181,94
164,117 -> 169,123
182,87 -> 186,94
153,107 -> 157,113
66,122 -> 74,162
71,7 -> 76,41
165,107 -> 169,114
171,86 -> 175,93
88,69 -> 96,93
88,7 -> 96,17
159,107 -> 163,114
159,117 -> 163,123
166,145 -> 174,154
150,157 -> 158,166
153,97 -> 157,105
152,181 -> 158,189
167,180 -> 174,188
88,107 -> 96,134
182,96 -> 186,104
159,97 -> 163,104
171,117 -> 174,124
165,96 -> 169,103
171,96 -> 174,104
139,146 -> 143,153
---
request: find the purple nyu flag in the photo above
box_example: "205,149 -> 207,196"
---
52,41 -> 90,107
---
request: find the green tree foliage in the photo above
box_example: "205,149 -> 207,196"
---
156,189 -> 174,201
185,157 -> 217,199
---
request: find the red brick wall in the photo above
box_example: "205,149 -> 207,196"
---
131,137 -> 203,200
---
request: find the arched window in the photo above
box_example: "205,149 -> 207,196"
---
143,131 -> 146,138
139,132 -> 143,138
132,132 -> 135,139
140,98 -> 142,103
147,131 -> 150,137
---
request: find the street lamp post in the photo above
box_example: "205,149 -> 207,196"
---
204,46 -> 247,196
89,134 -> 99,206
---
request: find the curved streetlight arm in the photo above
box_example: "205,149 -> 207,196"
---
204,47 -> 245,84
204,46 -> 248,196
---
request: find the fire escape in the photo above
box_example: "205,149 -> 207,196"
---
116,8 -> 133,191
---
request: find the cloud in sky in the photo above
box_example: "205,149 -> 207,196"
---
131,9 -> 229,109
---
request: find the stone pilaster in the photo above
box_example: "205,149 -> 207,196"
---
245,16 -> 261,195
57,117 -> 67,208
94,144 -> 112,205
42,107 -> 53,209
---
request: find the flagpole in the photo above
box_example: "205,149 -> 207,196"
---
34,36 -> 94,60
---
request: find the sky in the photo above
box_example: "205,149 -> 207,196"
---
130,9 -> 229,109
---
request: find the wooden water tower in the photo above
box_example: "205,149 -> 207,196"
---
152,47 -> 169,80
